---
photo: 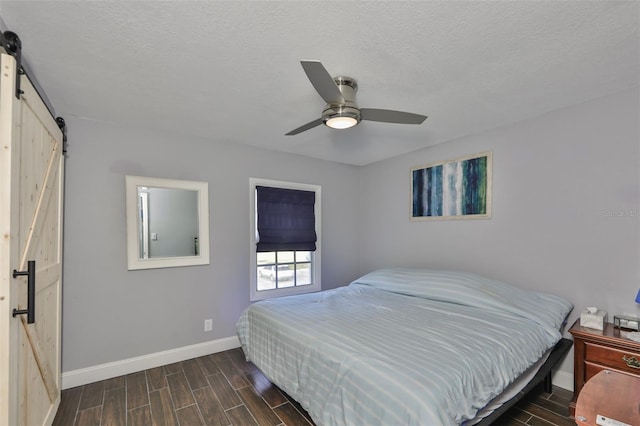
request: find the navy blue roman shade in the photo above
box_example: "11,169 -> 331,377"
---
256,186 -> 317,252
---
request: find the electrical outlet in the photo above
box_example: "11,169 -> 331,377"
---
204,319 -> 213,332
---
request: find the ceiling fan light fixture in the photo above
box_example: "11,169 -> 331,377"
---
325,115 -> 358,129
322,105 -> 361,130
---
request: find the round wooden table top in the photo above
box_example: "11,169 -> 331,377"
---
575,370 -> 640,426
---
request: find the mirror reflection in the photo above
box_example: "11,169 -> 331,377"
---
126,176 -> 210,270
137,187 -> 199,259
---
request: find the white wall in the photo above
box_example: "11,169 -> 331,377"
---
357,89 -> 640,380
62,116 -> 361,372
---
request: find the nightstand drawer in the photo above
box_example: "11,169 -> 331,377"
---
585,361 -> 630,382
585,342 -> 640,376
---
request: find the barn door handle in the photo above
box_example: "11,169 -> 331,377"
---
12,260 -> 35,324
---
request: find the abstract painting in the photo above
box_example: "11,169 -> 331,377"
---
411,151 -> 492,220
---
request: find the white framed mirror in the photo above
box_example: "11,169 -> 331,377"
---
125,175 -> 210,270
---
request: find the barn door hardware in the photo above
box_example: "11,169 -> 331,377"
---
56,117 -> 68,154
1,30 -> 62,130
12,260 -> 36,324
0,30 -> 23,99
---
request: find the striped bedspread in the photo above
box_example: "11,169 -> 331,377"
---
236,268 -> 572,425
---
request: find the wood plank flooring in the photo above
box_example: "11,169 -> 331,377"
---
53,348 -> 575,425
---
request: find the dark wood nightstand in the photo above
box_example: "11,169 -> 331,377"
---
569,319 -> 640,417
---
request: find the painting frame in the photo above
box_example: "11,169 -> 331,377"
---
411,151 -> 492,221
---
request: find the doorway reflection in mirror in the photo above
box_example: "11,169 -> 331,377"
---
126,176 -> 209,270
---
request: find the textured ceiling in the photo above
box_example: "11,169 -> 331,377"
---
0,1 -> 638,166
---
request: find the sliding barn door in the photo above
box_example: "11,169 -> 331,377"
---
0,52 -> 64,425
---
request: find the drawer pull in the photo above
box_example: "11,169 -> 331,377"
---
622,355 -> 640,369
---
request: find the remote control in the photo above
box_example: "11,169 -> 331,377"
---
596,414 -> 631,426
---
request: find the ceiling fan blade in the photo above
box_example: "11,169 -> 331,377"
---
285,118 -> 323,136
301,61 -> 344,104
360,108 -> 427,125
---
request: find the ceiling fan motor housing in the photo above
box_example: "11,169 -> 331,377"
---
322,76 -> 361,128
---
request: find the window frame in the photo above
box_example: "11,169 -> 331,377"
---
249,178 -> 321,301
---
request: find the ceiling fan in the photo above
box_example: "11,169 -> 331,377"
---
286,60 -> 427,136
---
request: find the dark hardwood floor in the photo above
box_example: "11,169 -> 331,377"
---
53,348 -> 575,426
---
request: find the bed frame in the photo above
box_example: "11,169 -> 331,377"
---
476,337 -> 573,425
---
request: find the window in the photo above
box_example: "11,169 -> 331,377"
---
250,178 -> 321,301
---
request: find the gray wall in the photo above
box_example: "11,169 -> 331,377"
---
357,89 -> 640,376
63,88 -> 639,380
62,117 -> 361,371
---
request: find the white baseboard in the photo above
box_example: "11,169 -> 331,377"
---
552,369 -> 573,392
62,336 -> 240,389
62,335 -> 575,395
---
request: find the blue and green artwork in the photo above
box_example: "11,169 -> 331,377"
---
412,152 -> 491,219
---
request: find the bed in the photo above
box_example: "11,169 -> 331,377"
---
237,268 -> 573,425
